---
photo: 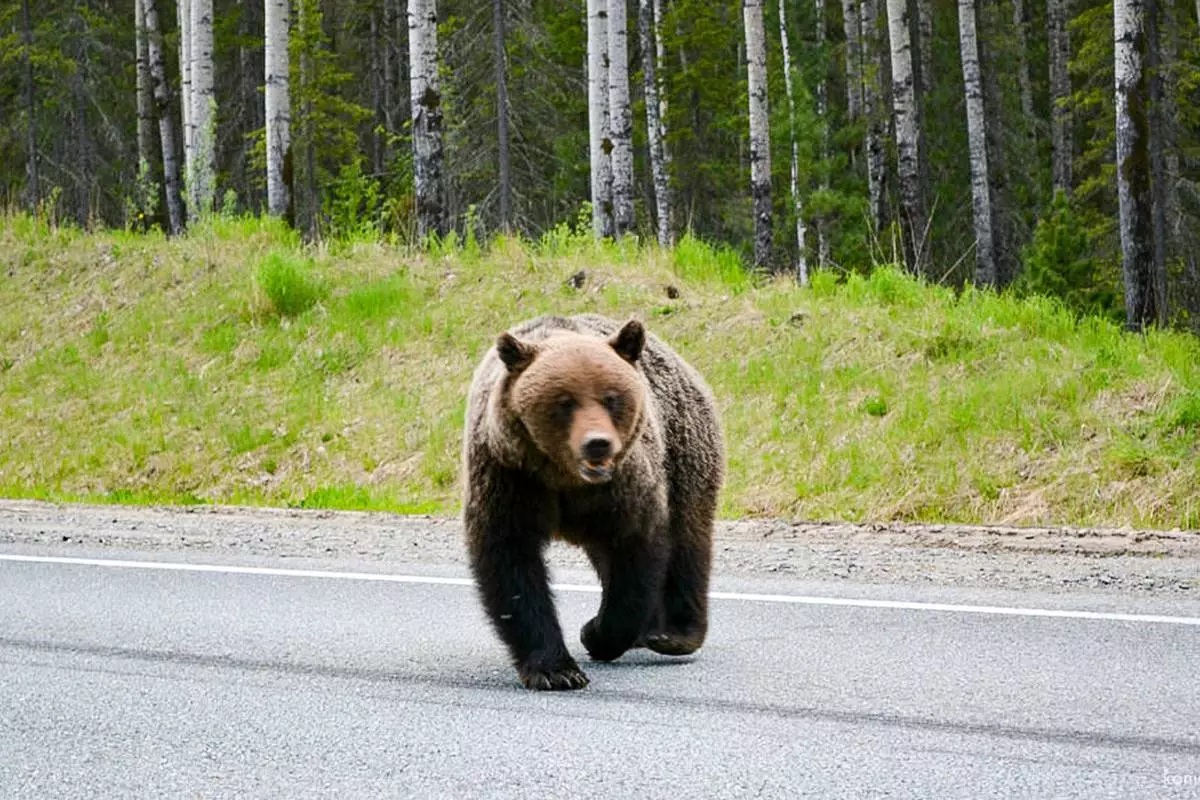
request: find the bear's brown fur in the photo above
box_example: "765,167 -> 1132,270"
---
462,313 -> 724,690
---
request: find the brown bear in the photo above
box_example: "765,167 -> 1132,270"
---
461,313 -> 724,690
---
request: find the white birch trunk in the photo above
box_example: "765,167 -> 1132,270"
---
177,0 -> 192,197
1114,0 -> 1159,329
639,0 -> 673,246
887,0 -> 928,273
653,0 -> 672,191
607,0 -> 635,236
135,0 -> 154,181
265,0 -> 290,217
957,0 -> 996,286
779,0 -> 808,283
841,0 -> 863,123
587,0 -> 614,238
861,0 -> 888,234
189,0 -> 216,216
744,0 -> 773,270
143,0 -> 185,234
1048,0 -> 1072,194
408,0 -> 447,239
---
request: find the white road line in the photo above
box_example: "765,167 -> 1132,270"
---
2,553 -> 1199,626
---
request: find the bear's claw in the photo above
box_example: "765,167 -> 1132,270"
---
518,660 -> 589,691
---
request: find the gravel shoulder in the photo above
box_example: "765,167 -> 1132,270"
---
1,499 -> 1197,596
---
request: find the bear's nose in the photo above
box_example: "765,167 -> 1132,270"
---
582,436 -> 613,462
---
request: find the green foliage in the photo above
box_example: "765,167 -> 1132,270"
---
324,158 -> 383,241
536,204 -> 599,256
1,0 -> 1197,325
3,225 -> 1200,528
661,0 -> 749,242
862,395 -> 889,417
1163,391 -> 1200,432
671,234 -> 753,293
1013,191 -> 1121,319
256,250 -> 324,318
1068,2 -> 1117,215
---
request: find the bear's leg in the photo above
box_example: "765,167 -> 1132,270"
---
580,530 -> 669,662
467,471 -> 587,691
642,503 -> 715,657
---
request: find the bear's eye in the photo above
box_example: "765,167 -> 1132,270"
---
602,392 -> 623,418
553,395 -> 576,423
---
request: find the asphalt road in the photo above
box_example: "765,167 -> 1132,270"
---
2,549 -> 1199,799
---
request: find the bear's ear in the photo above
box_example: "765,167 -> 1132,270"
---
496,332 -> 537,373
610,319 -> 645,365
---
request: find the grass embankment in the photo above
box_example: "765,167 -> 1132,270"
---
1,214 -> 1198,529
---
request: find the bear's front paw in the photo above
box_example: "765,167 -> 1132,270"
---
581,617 -> 634,662
517,653 -> 589,691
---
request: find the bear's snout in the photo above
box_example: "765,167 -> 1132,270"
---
577,431 -> 619,483
582,435 -> 613,462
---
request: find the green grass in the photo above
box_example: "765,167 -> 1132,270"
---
1,213 -> 1199,529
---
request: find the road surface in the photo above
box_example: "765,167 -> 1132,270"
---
2,542 -> 1199,799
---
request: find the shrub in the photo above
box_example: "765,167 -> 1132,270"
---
256,250 -> 324,318
1014,191 -> 1120,319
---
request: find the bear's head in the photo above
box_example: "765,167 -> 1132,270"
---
496,320 -> 647,485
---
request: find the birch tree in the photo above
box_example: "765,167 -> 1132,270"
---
143,0 -> 185,234
177,0 -> 192,195
607,0 -> 635,236
409,0 -> 447,239
639,0 -> 673,246
134,0 -> 159,226
494,0 -> 512,232
587,0 -> 614,238
886,0 -> 929,274
744,0 -> 773,270
779,0 -> 808,282
265,0 -> 290,218
134,0 -> 154,188
653,0 -> 673,241
957,0 -> 996,286
861,0 -> 889,235
1048,0 -> 1071,194
1114,0 -> 1162,329
189,0 -> 216,216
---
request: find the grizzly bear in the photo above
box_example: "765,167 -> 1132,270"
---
461,313 -> 724,690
